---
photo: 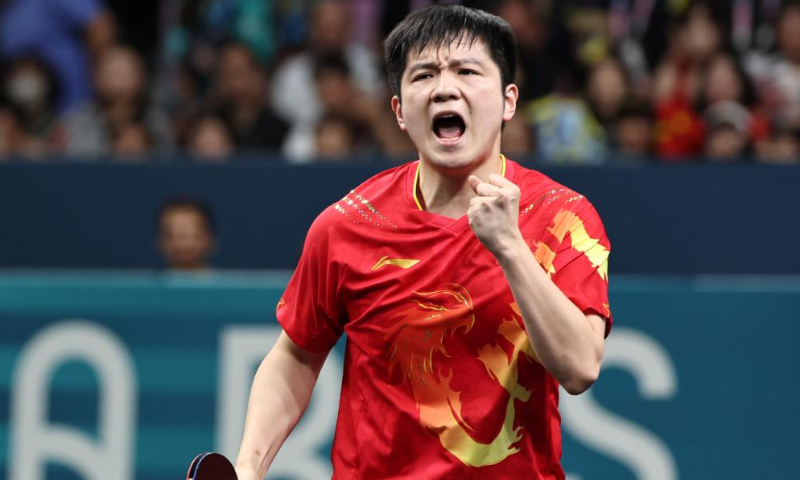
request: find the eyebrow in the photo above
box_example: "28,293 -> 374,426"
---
406,57 -> 487,74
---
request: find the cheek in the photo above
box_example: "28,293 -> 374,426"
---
402,94 -> 430,132
473,90 -> 506,122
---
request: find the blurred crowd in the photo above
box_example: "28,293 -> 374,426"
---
2,0 -> 800,165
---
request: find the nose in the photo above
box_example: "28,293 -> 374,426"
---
431,72 -> 460,102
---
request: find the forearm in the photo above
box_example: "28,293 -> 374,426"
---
235,333 -> 327,478
495,235 -> 604,394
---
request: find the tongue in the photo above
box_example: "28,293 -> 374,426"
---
435,119 -> 464,139
437,124 -> 463,139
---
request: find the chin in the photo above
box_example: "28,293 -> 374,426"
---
423,151 -> 478,174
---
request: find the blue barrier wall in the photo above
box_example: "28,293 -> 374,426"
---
1,271 -> 798,479
1,161 -> 798,274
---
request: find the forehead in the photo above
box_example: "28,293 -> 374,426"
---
404,37 -> 495,73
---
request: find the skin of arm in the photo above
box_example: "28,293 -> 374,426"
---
467,174 -> 606,395
234,331 -> 330,480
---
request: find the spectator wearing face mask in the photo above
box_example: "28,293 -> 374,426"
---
0,0 -> 116,112
1,56 -> 63,157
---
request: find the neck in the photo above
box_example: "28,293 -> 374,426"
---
417,151 -> 504,219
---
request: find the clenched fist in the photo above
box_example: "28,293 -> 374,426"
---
467,173 -> 524,255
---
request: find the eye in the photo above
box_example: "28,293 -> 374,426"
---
459,69 -> 478,76
413,73 -> 432,82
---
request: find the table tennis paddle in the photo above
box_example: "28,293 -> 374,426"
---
186,452 -> 238,480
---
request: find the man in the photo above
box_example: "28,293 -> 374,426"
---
235,6 -> 611,480
156,197 -> 217,271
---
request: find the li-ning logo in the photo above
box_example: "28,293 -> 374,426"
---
371,256 -> 420,271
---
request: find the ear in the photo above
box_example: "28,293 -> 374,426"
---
391,96 -> 407,132
502,83 -> 519,123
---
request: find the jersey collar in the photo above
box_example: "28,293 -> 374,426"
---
412,154 -> 508,211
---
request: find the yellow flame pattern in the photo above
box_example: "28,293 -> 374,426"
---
387,286 -> 537,467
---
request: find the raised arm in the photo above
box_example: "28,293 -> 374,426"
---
467,174 -> 607,395
234,331 -> 330,480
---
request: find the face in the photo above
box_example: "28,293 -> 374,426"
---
310,1 -> 350,54
704,56 -> 742,104
316,70 -> 355,113
112,124 -> 151,159
678,6 -> 721,62
189,118 -> 234,161
218,46 -> 263,103
159,208 -> 214,270
316,121 -> 354,160
616,116 -> 653,155
95,48 -> 145,102
392,38 -> 517,173
587,59 -> 627,119
706,125 -> 747,161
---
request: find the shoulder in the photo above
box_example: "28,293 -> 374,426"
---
307,162 -> 413,240
510,161 -> 581,204
510,160 -> 606,230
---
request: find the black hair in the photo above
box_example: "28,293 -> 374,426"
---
313,54 -> 351,80
384,5 -> 517,99
156,196 -> 216,234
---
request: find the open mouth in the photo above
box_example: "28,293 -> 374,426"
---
432,113 -> 466,140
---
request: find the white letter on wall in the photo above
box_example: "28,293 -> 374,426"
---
9,320 -> 137,480
562,327 -> 678,480
217,326 -> 342,479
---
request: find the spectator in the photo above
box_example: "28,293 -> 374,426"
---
764,3 -> 800,129
271,0 -> 382,152
652,1 -> 725,159
157,0 -> 279,112
315,113 -> 357,162
611,96 -> 655,160
63,45 -> 173,158
157,197 -> 217,271
586,56 -> 632,126
496,0 -> 566,101
111,122 -> 154,162
212,42 -> 288,154
185,112 -> 235,162
1,56 -> 63,157
525,59 -> 607,165
703,100 -> 752,161
0,0 -> 116,112
697,51 -> 769,144
755,125 -> 800,164
287,54 -> 381,161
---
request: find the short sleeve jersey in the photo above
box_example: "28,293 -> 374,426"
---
277,158 -> 611,480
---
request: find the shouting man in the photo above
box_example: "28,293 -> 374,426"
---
235,5 -> 612,479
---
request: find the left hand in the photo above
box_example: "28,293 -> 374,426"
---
467,173 -> 523,255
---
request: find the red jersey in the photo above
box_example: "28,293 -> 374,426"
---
277,157 -> 611,479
